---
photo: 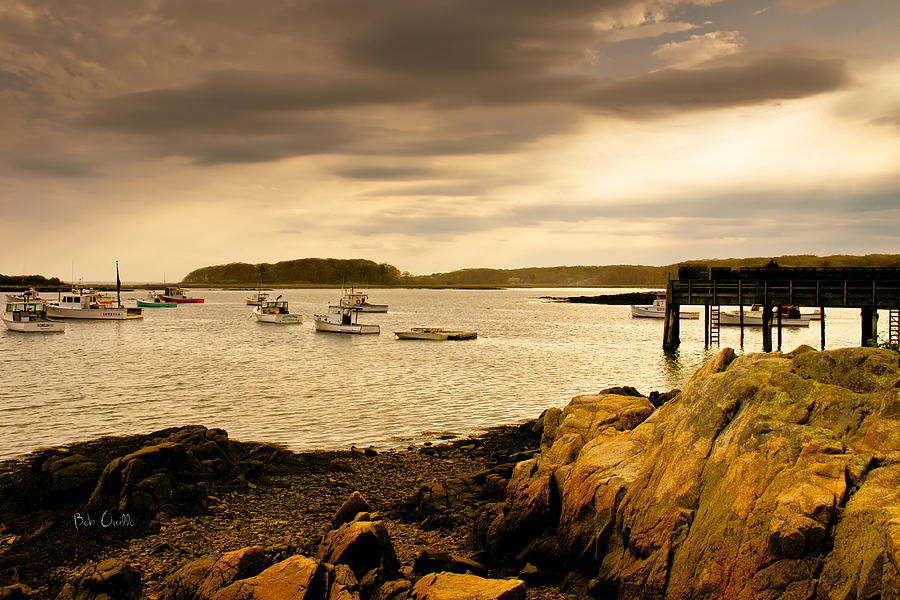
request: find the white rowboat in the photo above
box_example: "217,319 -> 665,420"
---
395,328 -> 477,340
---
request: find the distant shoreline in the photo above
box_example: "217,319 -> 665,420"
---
1,283 -> 664,292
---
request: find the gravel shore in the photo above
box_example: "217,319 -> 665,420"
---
1,422 -> 577,599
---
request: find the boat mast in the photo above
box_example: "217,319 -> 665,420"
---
116,261 -> 121,307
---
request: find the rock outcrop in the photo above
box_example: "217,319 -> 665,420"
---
157,492 -> 523,600
472,346 -> 900,599
85,426 -> 269,518
3,425 -> 292,523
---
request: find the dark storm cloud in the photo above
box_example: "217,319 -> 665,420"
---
342,0 -> 613,75
0,71 -> 29,92
334,166 -> 440,181
64,1 -> 853,165
871,108 -> 900,128
10,156 -> 95,178
581,53 -> 851,116
353,182 -> 900,237
79,71 -> 401,135
78,69 -> 585,163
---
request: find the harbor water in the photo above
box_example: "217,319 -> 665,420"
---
0,287 -> 882,459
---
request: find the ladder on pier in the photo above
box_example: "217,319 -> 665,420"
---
890,309 -> 900,345
708,305 -> 721,347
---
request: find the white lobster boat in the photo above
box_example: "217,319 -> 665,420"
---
719,306 -> 810,327
2,292 -> 66,333
314,306 -> 379,334
5,287 -> 41,302
631,298 -> 699,319
46,288 -> 143,320
246,291 -> 269,306
329,288 -> 388,313
253,297 -> 301,324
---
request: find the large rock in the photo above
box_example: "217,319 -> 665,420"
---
219,555 -> 324,599
55,558 -> 141,600
316,514 -> 400,580
87,440 -> 208,517
195,546 -> 271,600
161,550 -> 360,600
474,347 -> 900,600
159,554 -> 221,600
41,454 -> 100,496
86,426 -> 249,518
331,491 -> 373,530
410,572 -> 524,600
475,391 -> 655,566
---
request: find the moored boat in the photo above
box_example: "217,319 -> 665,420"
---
329,288 -> 388,313
719,306 -> 809,327
314,306 -> 379,334
631,298 -> 699,319
46,289 -> 144,320
136,292 -> 177,308
5,287 -> 41,302
394,327 -> 477,340
253,296 -> 301,324
2,295 -> 66,333
161,286 -> 205,303
246,290 -> 269,306
46,263 -> 143,320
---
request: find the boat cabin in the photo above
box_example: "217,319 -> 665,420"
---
5,301 -> 45,320
58,290 -> 103,309
260,300 -> 290,314
340,290 -> 368,307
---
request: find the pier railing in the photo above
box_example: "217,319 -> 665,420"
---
669,278 -> 900,309
663,265 -> 900,351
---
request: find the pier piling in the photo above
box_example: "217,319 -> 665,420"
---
664,264 -> 900,352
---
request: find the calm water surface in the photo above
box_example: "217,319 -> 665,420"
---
0,288 -> 879,459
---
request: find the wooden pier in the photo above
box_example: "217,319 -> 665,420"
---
663,264 -> 900,352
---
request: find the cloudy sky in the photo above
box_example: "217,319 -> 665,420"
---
2,0 -> 899,282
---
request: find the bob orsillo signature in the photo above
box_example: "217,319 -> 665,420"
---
73,511 -> 135,530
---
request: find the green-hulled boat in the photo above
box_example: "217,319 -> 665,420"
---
137,292 -> 177,308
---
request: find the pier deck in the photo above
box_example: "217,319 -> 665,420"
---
663,265 -> 900,351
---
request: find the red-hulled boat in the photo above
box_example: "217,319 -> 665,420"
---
161,286 -> 205,303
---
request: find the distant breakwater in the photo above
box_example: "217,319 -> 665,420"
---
542,291 -> 663,304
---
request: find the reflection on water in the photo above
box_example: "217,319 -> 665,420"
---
0,288 -> 877,459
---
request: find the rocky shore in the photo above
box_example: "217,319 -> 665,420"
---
1,345 -> 898,599
0,420 -> 573,599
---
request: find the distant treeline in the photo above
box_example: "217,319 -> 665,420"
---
416,265 -> 670,286
416,254 -> 900,286
181,258 -> 404,286
178,254 -> 900,287
0,274 -> 64,289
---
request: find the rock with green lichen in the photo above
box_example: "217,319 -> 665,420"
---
476,347 -> 900,600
